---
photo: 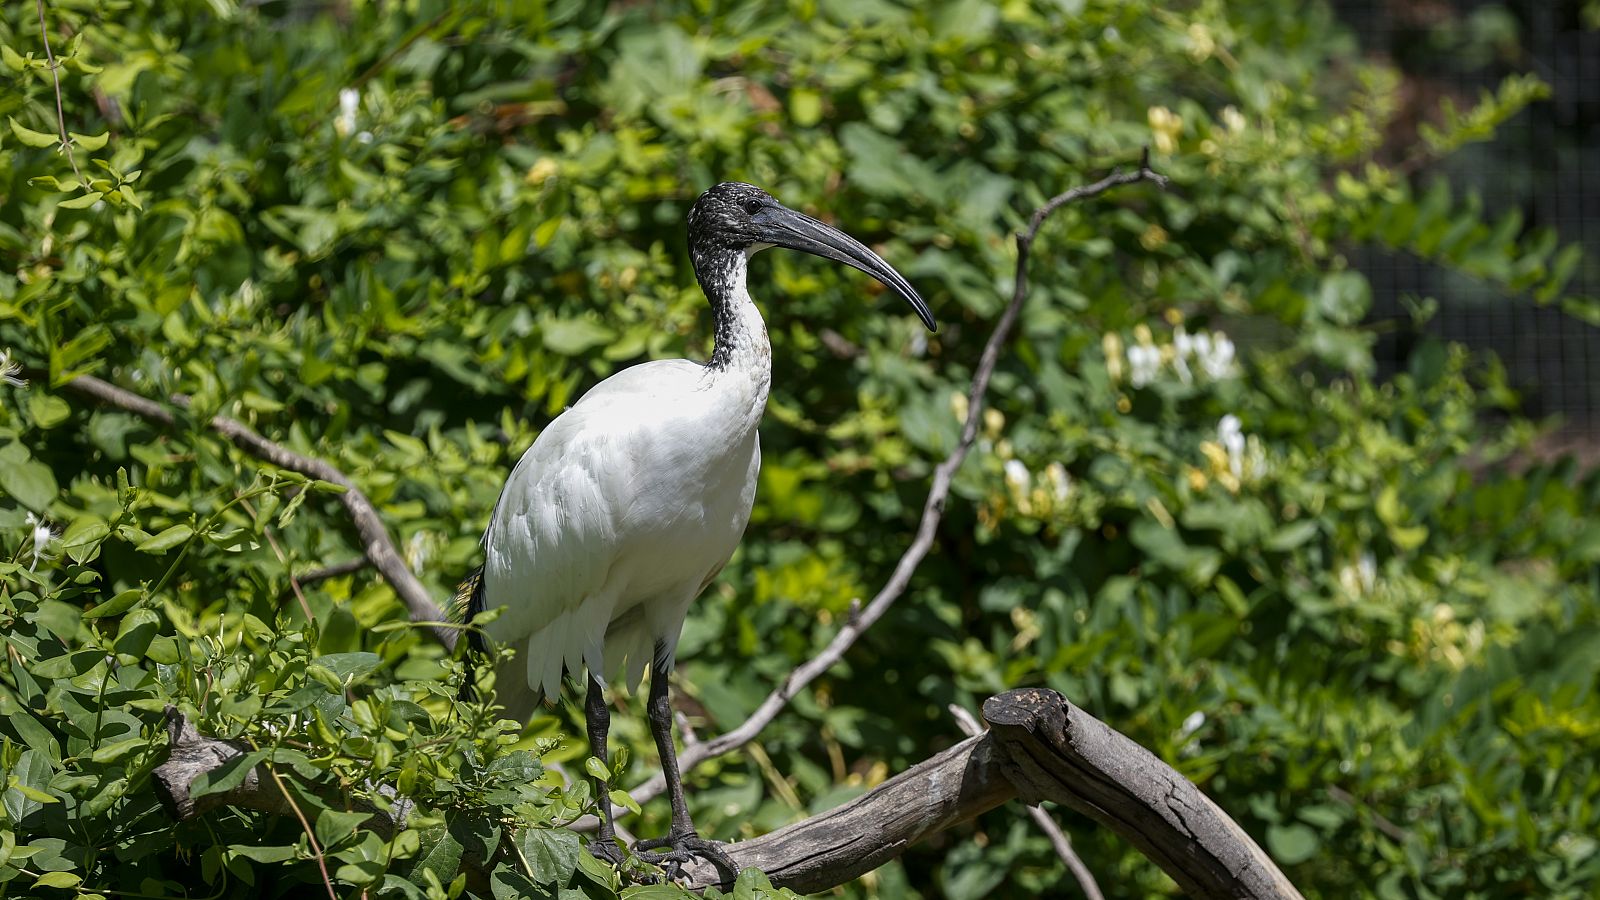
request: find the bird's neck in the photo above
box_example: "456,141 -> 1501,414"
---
695,248 -> 772,383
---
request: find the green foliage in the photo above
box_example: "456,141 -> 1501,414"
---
1,0 -> 1598,898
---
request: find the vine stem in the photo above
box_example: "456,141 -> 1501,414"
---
34,0 -> 82,180
268,765 -> 339,900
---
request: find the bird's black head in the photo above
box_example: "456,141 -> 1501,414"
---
687,181 -> 936,332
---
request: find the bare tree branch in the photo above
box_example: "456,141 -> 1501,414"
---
57,374 -> 456,649
981,689 -> 1303,900
275,557 -> 372,602
951,704 -> 1104,900
624,153 -> 1169,810
153,690 -> 1300,898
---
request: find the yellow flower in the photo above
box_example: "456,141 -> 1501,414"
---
1148,105 -> 1182,154
525,157 -> 560,186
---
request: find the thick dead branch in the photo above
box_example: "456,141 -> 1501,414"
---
951,703 -> 1104,900
154,690 -> 1301,898
981,689 -> 1304,900
58,374 -> 455,649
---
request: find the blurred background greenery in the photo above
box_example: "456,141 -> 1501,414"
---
2,0 -> 1598,898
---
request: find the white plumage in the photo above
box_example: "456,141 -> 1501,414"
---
480,255 -> 769,718
464,181 -> 932,870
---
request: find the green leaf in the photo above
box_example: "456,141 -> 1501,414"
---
113,608 -> 161,659
515,827 -> 580,884
11,783 -> 58,804
1264,520 -> 1318,552
1267,822 -> 1320,865
608,789 -> 641,816
486,750 -> 543,784
406,824 -> 463,889
229,844 -> 300,863
0,443 -> 59,510
32,871 -> 81,889
8,117 -> 57,148
790,88 -> 823,127
27,176 -> 79,193
583,756 -> 611,782
3,751 -> 53,824
57,191 -> 103,209
732,868 -> 776,900
59,516 -> 109,564
315,809 -> 372,850
189,750 -> 268,800
81,587 -> 145,618
91,737 -> 148,765
623,886 -> 692,899
313,652 -> 383,683
69,130 -> 109,150
136,524 -> 193,553
489,863 -> 540,900
541,317 -> 615,356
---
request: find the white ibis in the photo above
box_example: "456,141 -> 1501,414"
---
459,182 -> 934,876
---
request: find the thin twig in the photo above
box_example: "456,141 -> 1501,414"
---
950,704 -> 1104,900
673,709 -> 701,749
34,0 -> 81,181
56,373 -> 455,648
263,528 -> 317,624
622,152 -> 1167,809
275,557 -> 371,604
1327,784 -> 1408,843
267,765 -> 339,900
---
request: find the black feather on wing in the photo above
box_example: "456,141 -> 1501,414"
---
454,564 -> 488,700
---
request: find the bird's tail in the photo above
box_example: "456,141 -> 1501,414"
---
453,565 -> 488,701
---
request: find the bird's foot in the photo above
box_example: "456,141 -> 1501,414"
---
587,837 -> 627,869
632,831 -> 738,884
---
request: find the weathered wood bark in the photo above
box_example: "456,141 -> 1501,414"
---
153,690 -> 1302,898
155,707 -> 406,833
981,689 -> 1304,900
678,733 -> 1013,892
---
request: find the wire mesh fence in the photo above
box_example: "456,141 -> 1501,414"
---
1333,0 -> 1600,433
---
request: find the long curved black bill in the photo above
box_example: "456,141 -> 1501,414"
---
752,205 -> 937,332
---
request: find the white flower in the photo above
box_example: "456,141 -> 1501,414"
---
24,512 -> 58,572
1357,551 -> 1377,592
1127,344 -> 1161,387
1,349 -> 26,389
1044,462 -> 1071,503
405,530 -> 431,573
1199,331 -> 1236,379
1217,415 -> 1245,478
1003,459 -> 1031,494
1171,327 -> 1194,384
337,87 -> 360,136
1178,709 -> 1206,738
1173,327 -> 1194,358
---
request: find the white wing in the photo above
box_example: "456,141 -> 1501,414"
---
479,359 -> 713,702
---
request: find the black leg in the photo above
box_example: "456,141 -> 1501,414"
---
585,673 -> 625,867
646,658 -> 696,838
632,655 -> 739,882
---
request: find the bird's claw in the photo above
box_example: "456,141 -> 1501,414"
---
631,832 -> 738,884
587,837 -> 627,869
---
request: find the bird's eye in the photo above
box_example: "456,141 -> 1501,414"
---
741,199 -> 764,215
